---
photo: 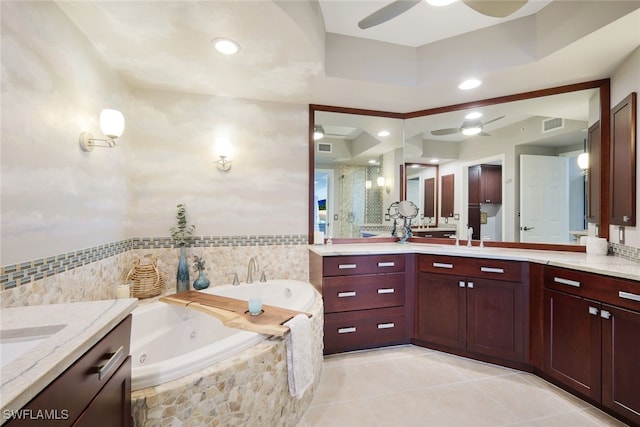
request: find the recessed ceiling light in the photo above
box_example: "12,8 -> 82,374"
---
377,130 -> 390,137
426,0 -> 457,6
212,38 -> 240,55
368,159 -> 378,164
430,159 -> 439,163
458,79 -> 482,90
465,111 -> 482,120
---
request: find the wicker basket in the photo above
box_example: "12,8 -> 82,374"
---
126,257 -> 165,299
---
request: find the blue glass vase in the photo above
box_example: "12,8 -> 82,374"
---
176,247 -> 190,292
193,270 -> 210,290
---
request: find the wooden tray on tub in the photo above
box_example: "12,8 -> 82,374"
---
159,290 -> 311,337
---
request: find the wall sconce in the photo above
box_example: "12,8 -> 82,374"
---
214,137 -> 233,172
79,109 -> 125,152
577,152 -> 589,171
313,125 -> 325,140
365,180 -> 372,189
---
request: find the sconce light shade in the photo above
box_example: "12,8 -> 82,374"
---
377,176 -> 386,187
365,180 -> 372,189
313,125 -> 324,140
79,108 -> 125,152
100,109 -> 125,139
577,152 -> 589,170
214,137 -> 233,171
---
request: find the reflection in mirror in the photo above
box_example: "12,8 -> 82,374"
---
313,109 -> 404,240
404,86 -> 602,244
405,163 -> 439,228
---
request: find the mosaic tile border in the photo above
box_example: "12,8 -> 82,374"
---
0,234 -> 308,290
609,242 -> 640,263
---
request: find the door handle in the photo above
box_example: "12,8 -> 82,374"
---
521,226 -> 535,231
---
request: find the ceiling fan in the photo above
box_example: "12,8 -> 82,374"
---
358,0 -> 528,29
431,115 -> 505,137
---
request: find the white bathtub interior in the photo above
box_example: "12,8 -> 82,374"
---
130,280 -> 316,390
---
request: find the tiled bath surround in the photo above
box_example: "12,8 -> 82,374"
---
0,235 -> 309,308
130,295 -> 324,427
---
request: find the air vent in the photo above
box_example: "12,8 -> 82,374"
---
542,117 -> 564,133
317,142 -> 332,153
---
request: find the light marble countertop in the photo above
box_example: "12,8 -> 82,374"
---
309,242 -> 640,282
0,298 -> 138,418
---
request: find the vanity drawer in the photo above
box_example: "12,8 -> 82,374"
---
545,266 -> 640,312
458,258 -> 524,282
323,255 -> 405,277
10,315 -> 132,426
419,255 -> 523,282
419,255 -> 464,274
323,273 -> 405,313
323,306 -> 406,354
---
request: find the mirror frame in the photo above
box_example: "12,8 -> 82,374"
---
309,79 -> 611,249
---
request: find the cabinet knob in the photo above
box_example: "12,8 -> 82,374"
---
600,310 -> 612,320
588,306 -> 599,316
467,282 -> 474,289
459,281 -> 466,288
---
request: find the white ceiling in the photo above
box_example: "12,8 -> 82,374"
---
319,0 -> 552,47
56,1 -> 640,113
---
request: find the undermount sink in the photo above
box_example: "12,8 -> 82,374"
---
0,324 -> 66,366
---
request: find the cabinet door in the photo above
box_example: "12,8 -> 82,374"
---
468,165 -> 481,204
610,92 -> 636,226
417,272 -> 466,350
73,356 -> 132,427
466,278 -> 523,361
601,304 -> 640,425
543,289 -> 601,401
481,165 -> 502,204
440,174 -> 455,217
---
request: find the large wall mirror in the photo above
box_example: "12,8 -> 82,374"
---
309,79 -> 611,246
311,107 -> 404,240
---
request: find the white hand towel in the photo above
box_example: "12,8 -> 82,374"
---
284,314 -> 314,399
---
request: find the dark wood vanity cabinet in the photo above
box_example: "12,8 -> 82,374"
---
310,253 -> 410,354
415,255 -> 526,366
543,267 -> 640,425
8,316 -> 132,427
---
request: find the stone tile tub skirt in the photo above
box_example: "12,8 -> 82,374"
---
130,285 -> 323,426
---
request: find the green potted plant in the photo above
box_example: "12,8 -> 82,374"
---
170,203 -> 196,292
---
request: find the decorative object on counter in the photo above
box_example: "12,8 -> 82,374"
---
126,255 -> 165,298
192,255 -> 210,290
397,200 -> 419,244
115,283 -> 131,299
387,201 -> 401,237
170,203 -> 196,292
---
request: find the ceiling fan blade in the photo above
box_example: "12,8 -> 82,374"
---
461,0 -> 528,18
481,115 -> 505,126
358,0 -> 421,29
431,127 -> 460,136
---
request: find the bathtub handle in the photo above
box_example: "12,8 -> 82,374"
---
97,345 -> 124,380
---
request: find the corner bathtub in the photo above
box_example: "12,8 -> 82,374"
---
131,279 -> 316,391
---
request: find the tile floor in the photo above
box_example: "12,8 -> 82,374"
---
297,345 -> 628,427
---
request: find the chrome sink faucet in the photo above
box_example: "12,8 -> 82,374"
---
449,234 -> 460,246
246,257 -> 259,284
467,227 -> 474,247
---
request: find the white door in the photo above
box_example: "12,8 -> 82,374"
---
520,155 -> 570,243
